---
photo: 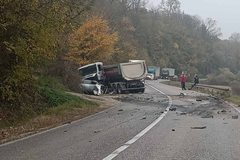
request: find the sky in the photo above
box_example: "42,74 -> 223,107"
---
148,0 -> 240,39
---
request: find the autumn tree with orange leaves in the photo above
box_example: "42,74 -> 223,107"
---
66,16 -> 118,65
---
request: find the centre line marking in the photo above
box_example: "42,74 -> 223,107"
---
102,83 -> 172,160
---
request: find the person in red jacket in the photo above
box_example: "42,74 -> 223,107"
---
181,74 -> 186,90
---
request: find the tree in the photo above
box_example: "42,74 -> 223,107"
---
203,18 -> 222,38
0,0 -> 95,121
229,32 -> 240,43
65,16 -> 118,65
159,0 -> 181,15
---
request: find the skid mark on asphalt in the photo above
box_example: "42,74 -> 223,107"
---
102,84 -> 172,160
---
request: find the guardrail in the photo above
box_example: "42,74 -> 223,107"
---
192,83 -> 229,92
167,80 -> 230,92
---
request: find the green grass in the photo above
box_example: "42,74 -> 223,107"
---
0,76 -> 96,130
37,76 -> 90,107
225,95 -> 240,105
37,76 -> 69,92
37,76 -> 97,115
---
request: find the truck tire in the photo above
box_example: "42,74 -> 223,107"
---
117,84 -> 122,94
139,88 -> 145,93
112,84 -> 117,93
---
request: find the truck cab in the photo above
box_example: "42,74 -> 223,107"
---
161,69 -> 169,79
161,68 -> 175,79
78,62 -> 104,81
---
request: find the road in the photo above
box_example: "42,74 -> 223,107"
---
1,80 -> 240,160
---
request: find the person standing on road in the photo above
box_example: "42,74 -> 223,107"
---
190,74 -> 199,89
181,74 -> 186,90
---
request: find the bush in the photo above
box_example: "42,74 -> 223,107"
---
207,73 -> 229,85
207,68 -> 236,85
236,71 -> 240,81
220,68 -> 236,81
0,73 -> 45,126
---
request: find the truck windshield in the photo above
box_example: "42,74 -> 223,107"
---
162,70 -> 169,75
79,65 -> 97,76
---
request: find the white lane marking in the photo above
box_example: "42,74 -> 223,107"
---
225,101 -> 240,113
102,84 -> 172,160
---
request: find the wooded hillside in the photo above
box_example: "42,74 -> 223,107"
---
1,0 -> 240,122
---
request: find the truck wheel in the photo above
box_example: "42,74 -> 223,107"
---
101,86 -> 105,94
117,84 -> 122,94
112,84 -> 117,93
139,88 -> 145,93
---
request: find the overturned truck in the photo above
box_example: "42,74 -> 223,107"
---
78,60 -> 147,95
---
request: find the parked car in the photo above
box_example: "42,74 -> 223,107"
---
146,73 -> 155,80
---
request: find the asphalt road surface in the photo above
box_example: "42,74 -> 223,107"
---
1,80 -> 240,160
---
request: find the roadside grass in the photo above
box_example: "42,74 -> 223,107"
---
0,76 -> 101,144
44,101 -> 95,116
225,95 -> 240,106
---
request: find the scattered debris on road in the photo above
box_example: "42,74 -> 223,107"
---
180,92 -> 186,98
169,108 -> 177,111
172,119 -> 180,121
201,115 -> 214,118
180,112 -> 187,115
191,126 -> 206,129
232,115 -> 238,119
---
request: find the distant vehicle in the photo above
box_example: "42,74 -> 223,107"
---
147,66 -> 161,79
146,73 -> 155,80
78,60 -> 148,95
161,68 -> 175,79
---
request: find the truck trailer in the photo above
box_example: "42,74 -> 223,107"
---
78,60 -> 147,95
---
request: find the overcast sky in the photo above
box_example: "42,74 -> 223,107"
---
148,0 -> 240,39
